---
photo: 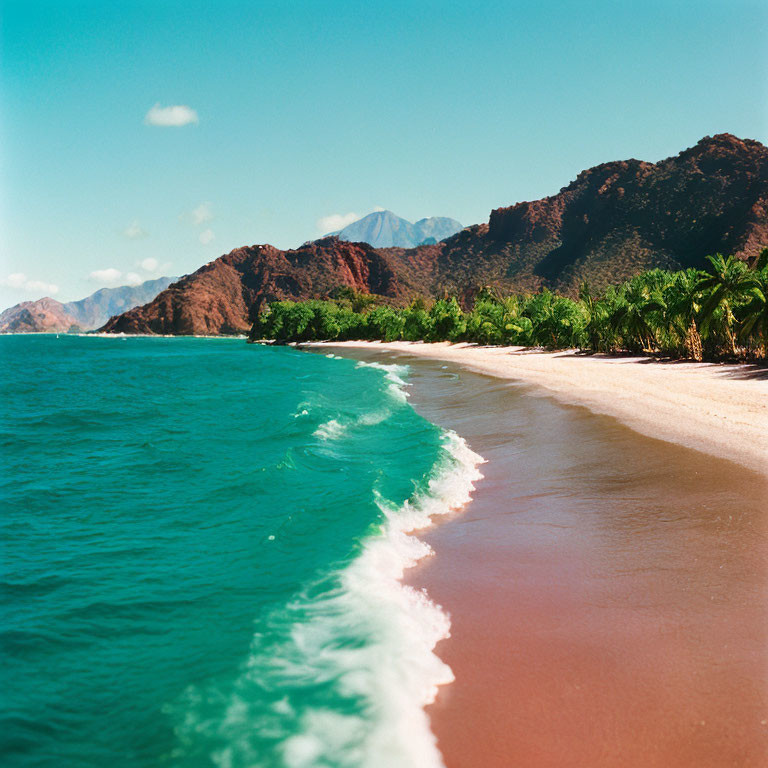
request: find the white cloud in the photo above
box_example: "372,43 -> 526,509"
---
192,202 -> 212,224
1,273 -> 27,289
316,208 -> 387,233
179,202 -> 213,227
0,272 -> 59,296
317,212 -> 361,233
123,220 -> 148,239
89,268 -> 124,286
199,228 -> 215,245
89,264 -> 167,288
144,103 -> 199,127
27,280 -> 60,295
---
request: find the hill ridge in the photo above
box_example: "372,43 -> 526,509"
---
101,134 -> 768,336
0,277 -> 175,333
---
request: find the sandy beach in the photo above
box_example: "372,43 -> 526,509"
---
309,342 -> 768,476
309,343 -> 768,768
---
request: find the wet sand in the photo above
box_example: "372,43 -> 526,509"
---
316,346 -> 768,768
310,342 -> 768,476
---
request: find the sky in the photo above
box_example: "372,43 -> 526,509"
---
1,0 -> 767,305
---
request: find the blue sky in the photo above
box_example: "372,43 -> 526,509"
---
1,0 -> 766,304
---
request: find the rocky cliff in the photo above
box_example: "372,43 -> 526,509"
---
100,239 -> 418,335
101,134 -> 768,335
435,132 -> 768,295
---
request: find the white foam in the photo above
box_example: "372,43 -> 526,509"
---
314,361 -> 410,437
293,368 -> 485,766
311,431 -> 484,767
313,418 -> 347,441
355,360 -> 410,402
78,332 -> 246,340
278,435 -> 484,767
170,362 -> 485,767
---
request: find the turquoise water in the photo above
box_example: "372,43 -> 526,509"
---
1,336 -> 482,768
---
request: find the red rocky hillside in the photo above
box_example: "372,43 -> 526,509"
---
102,134 -> 768,335
100,238 -> 422,335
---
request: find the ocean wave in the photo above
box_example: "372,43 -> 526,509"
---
171,431 -> 484,768
354,360 -> 410,403
313,361 -> 410,441
313,418 -> 347,441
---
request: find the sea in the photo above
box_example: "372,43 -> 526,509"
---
0,335 -> 483,768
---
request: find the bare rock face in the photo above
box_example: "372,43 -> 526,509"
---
100,238 -> 415,335
449,133 -> 768,294
101,134 -> 768,335
0,298 -> 81,334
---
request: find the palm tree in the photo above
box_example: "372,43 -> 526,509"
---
610,276 -> 666,352
696,254 -> 753,356
662,269 -> 703,360
578,281 -> 609,352
738,255 -> 768,357
496,295 -> 532,344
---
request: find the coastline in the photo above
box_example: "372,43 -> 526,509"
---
307,345 -> 768,767
305,341 -> 768,476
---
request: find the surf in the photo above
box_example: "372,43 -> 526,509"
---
1,336 -> 483,768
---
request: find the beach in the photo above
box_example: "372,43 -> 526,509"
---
310,342 -> 768,768
309,342 -> 768,476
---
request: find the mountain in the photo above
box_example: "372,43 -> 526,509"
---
101,134 -> 768,336
428,132 -> 768,297
0,277 -> 175,334
63,277 -> 176,329
0,297 -> 83,334
328,210 -> 463,248
100,240 -> 422,335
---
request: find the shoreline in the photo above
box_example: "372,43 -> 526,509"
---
309,345 -> 768,767
306,341 -> 768,476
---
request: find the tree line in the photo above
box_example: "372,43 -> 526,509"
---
251,251 -> 768,361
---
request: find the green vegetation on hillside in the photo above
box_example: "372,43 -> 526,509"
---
251,251 -> 768,361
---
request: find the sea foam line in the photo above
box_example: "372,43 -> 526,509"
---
266,432 -> 484,768
171,362 -> 484,768
321,429 -> 485,768
275,362 -> 485,768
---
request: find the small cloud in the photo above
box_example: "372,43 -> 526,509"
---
373,206 -> 386,212
179,202 -> 213,226
1,272 -> 28,289
199,228 -> 215,245
192,202 -> 212,225
89,268 -> 124,286
140,257 -> 158,272
317,212 -> 360,233
123,220 -> 148,239
26,280 -> 60,295
0,272 -> 59,296
144,103 -> 198,127
124,272 -> 143,286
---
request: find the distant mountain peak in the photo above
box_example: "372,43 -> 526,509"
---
325,210 -> 463,248
0,276 -> 176,334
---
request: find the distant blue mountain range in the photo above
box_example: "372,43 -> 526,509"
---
0,276 -> 176,333
326,210 -> 463,248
